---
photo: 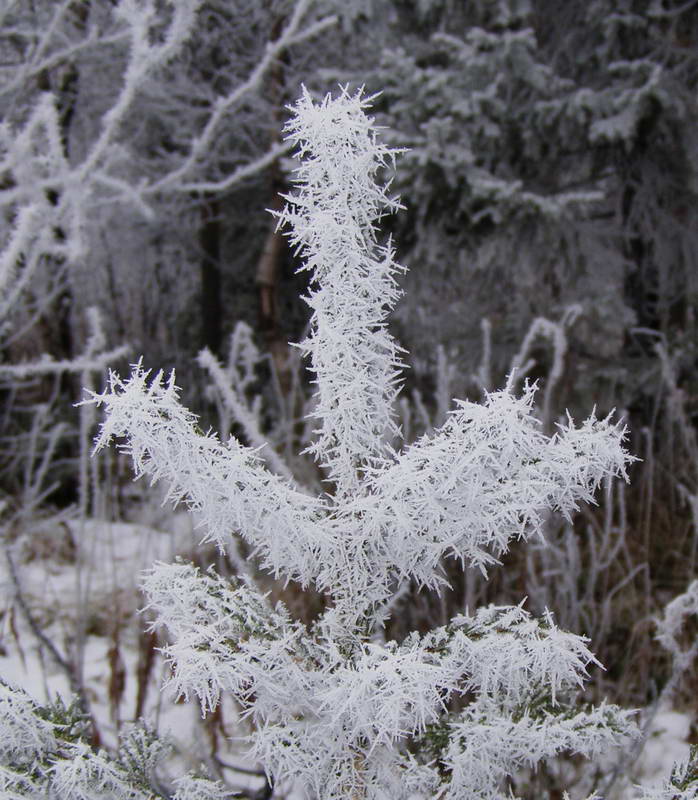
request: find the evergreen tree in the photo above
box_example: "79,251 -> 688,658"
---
84,87 -> 637,800
369,0 -> 697,399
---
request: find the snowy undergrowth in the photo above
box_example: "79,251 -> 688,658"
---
1,517 -> 198,737
0,510 -> 269,797
75,87 -> 646,800
0,678 -> 235,800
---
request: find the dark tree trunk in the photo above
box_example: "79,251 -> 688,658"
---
199,196 -> 223,354
255,9 -> 293,394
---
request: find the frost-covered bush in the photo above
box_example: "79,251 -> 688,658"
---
86,88 -> 638,800
0,680 -> 229,800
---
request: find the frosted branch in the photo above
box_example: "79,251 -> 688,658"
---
276,87 -> 406,495
84,364 -> 332,589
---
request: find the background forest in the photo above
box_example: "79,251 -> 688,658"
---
0,1 -> 697,798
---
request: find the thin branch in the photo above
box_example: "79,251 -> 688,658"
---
145,3 -> 336,194
0,345 -> 130,379
3,542 -> 91,721
174,140 -> 293,195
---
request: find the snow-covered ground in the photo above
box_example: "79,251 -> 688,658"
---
623,708 -> 693,798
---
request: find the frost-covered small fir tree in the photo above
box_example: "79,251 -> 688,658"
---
86,88 -> 638,800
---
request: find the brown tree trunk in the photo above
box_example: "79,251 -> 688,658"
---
256,10 -> 293,394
